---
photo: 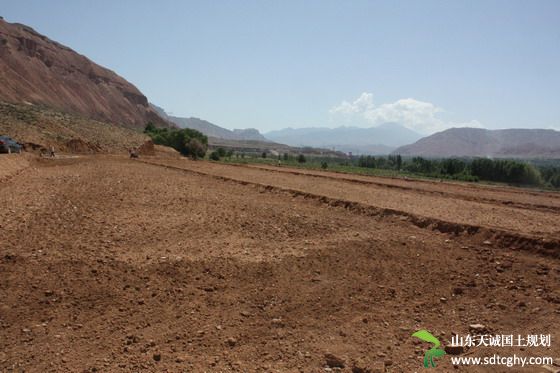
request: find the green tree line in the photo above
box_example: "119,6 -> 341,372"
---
356,155 -> 560,187
144,123 -> 208,159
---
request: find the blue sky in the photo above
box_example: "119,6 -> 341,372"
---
2,0 -> 559,133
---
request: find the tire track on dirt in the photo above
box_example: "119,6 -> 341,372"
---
0,154 -> 32,184
145,159 -> 560,236
250,163 -> 560,200
139,159 -> 560,258
240,163 -> 560,214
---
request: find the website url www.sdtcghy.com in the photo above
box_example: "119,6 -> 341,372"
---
450,354 -> 553,368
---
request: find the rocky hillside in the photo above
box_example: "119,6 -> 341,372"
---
173,117 -> 267,141
0,101 -> 149,153
0,18 -> 167,128
393,127 -> 560,158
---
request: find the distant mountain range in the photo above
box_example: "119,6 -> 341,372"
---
264,123 -> 422,154
393,128 -> 560,158
151,104 -> 267,142
0,18 -> 168,128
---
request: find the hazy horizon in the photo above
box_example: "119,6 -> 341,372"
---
2,0 -> 559,134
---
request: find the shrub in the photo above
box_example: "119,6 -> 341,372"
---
297,154 -> 306,163
185,138 -> 207,160
209,150 -> 220,161
549,173 -> 560,188
144,124 -> 208,159
217,147 -> 226,157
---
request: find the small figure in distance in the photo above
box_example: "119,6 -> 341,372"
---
50,146 -> 55,158
129,147 -> 139,159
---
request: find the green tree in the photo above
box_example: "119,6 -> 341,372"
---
209,150 -> 220,161
144,124 -> 208,159
470,158 -> 542,185
217,147 -> 226,157
441,158 -> 466,175
185,138 -> 207,160
144,122 -> 156,133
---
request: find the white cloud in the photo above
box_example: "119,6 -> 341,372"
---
329,92 -> 483,134
330,92 -> 375,115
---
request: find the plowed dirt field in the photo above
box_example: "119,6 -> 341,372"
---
1,155 -> 559,372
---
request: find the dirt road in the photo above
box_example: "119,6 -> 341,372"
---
1,155 -> 559,372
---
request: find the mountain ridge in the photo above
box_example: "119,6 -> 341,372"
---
150,104 -> 267,141
0,18 -> 168,128
264,124 -> 422,154
393,127 -> 560,158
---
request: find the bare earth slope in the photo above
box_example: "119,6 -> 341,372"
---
0,101 -> 149,153
0,18 -> 166,128
1,155 -> 559,372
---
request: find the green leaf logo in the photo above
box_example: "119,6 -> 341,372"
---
412,330 -> 447,368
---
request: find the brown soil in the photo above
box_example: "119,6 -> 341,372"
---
137,140 -> 156,156
64,138 -> 102,154
1,155 -> 559,372
144,159 -> 560,239
0,153 -> 31,180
